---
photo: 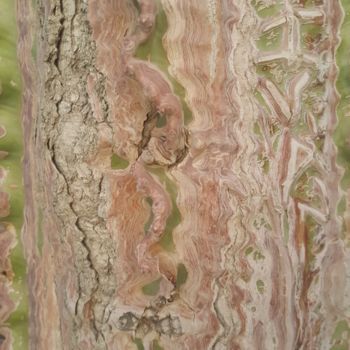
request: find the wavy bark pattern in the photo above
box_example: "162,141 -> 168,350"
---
17,0 -> 350,349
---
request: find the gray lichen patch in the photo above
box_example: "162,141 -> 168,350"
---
117,307 -> 182,338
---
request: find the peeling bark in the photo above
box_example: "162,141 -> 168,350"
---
16,0 -> 350,349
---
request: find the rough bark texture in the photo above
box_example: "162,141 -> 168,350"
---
17,0 -> 350,349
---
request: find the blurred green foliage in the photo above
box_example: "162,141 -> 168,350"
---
0,1 -> 28,349
135,0 -> 192,125
336,0 -> 350,189
142,277 -> 162,296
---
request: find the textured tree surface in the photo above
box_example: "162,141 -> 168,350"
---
2,0 -> 349,348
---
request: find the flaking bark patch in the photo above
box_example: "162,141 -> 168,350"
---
21,0 -> 119,348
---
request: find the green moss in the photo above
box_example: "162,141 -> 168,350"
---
337,196 -> 346,216
336,0 -> 350,190
305,215 -> 319,266
159,176 -> 180,251
253,122 -> 262,136
133,338 -> 145,350
332,320 -> 350,341
135,0 -> 193,125
135,1 -> 168,71
256,279 -> 265,294
176,263 -> 188,289
256,27 -> 282,51
245,246 -> 253,256
301,23 -> 323,50
331,345 -> 349,350
0,1 -> 28,348
156,113 -> 167,128
331,320 -> 350,350
146,166 -> 181,252
253,250 -> 265,261
142,277 -> 162,296
252,0 -> 283,18
111,153 -> 130,169
262,158 -> 269,174
152,339 -> 164,350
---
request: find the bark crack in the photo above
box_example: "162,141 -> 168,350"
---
49,142 -> 100,290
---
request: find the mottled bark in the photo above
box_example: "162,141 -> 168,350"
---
16,0 -> 350,349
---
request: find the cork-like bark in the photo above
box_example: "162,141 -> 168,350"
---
16,0 -> 350,349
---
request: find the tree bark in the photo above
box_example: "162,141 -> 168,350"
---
16,0 -> 350,349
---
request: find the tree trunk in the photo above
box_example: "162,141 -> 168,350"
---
12,0 -> 350,349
